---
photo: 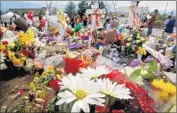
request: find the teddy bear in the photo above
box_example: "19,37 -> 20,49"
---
101,28 -> 118,44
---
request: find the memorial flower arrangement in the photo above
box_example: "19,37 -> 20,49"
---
0,28 -> 39,71
7,51 -> 157,113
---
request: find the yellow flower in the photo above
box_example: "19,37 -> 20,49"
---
42,72 -> 47,78
33,77 -> 39,83
13,58 -> 23,66
152,79 -> 176,102
47,66 -> 55,73
0,44 -> 6,51
159,91 -> 169,101
56,74 -> 62,80
137,47 -> 147,55
29,82 -> 36,91
8,42 -> 15,49
38,90 -> 46,98
18,29 -> 35,47
152,79 -> 165,89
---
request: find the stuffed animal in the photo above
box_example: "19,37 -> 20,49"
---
101,28 -> 117,44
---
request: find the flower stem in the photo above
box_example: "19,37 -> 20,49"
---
102,96 -> 109,113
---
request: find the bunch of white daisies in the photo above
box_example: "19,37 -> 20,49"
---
56,66 -> 132,113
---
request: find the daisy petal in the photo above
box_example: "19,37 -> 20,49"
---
71,101 -> 81,113
78,100 -> 90,113
56,98 -> 65,105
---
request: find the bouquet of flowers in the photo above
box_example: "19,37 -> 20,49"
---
125,29 -> 147,57
0,28 -> 39,72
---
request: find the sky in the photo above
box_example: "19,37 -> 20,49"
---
1,1 -> 176,14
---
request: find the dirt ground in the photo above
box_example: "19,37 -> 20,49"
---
0,75 -> 34,112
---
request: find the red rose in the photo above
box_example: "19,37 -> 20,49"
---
49,79 -> 60,92
112,109 -> 125,113
96,105 -> 110,112
2,41 -> 8,45
64,58 -> 88,75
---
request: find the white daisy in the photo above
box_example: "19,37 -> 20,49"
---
56,74 -> 106,113
97,78 -> 132,99
79,66 -> 111,79
0,52 -> 6,63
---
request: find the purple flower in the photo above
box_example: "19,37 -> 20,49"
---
68,43 -> 83,49
129,59 -> 141,68
48,37 -> 57,42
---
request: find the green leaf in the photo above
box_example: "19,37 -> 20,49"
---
148,61 -> 158,72
166,104 -> 176,113
129,68 -> 142,81
141,72 -> 157,79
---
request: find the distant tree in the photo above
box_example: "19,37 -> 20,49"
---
78,1 -> 89,18
155,14 -> 166,27
39,8 -> 46,16
65,1 -> 76,19
99,1 -> 106,9
51,7 -> 57,15
89,1 -> 106,9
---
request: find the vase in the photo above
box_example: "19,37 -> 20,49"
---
137,54 -> 142,62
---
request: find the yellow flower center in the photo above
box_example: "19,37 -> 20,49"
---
75,90 -> 86,99
102,90 -> 113,96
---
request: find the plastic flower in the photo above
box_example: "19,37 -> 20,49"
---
56,74 -> 105,113
80,66 -> 111,79
0,52 -> 6,63
97,78 -> 132,99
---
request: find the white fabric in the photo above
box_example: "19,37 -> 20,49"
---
1,12 -> 20,23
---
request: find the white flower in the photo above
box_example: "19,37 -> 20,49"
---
97,78 -> 132,99
56,74 -> 105,113
0,52 -> 6,63
80,66 -> 111,79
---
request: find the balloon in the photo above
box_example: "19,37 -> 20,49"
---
27,11 -> 34,20
118,25 -> 124,34
74,23 -> 83,32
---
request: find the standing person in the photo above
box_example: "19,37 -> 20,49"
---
103,18 -> 111,30
163,15 -> 172,29
83,15 -> 88,28
39,16 -> 46,31
70,18 -> 75,28
88,14 -> 92,24
165,16 -> 176,34
147,9 -> 159,36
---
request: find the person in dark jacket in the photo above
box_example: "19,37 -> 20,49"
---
70,18 -> 75,28
165,16 -> 176,34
